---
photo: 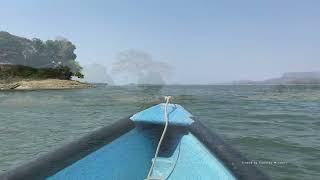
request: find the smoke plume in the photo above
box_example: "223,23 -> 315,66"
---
74,64 -> 114,84
111,50 -> 172,85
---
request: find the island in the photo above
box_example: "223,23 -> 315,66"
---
0,31 -> 93,90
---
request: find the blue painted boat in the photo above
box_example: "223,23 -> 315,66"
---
1,103 -> 269,180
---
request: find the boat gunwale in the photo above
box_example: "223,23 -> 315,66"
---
0,117 -> 135,180
189,118 -> 270,180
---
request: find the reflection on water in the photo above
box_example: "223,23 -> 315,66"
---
0,85 -> 319,180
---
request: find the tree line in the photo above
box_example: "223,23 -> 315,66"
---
0,31 -> 83,79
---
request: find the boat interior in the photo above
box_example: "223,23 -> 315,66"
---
48,124 -> 236,180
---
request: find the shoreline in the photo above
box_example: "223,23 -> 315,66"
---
0,79 -> 94,90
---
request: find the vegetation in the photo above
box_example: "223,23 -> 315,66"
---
0,65 -> 83,81
0,31 -> 83,79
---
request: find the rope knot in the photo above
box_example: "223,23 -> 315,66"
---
164,96 -> 172,104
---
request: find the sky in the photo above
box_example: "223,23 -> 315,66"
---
1,0 -> 320,84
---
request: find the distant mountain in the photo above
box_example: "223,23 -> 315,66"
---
233,72 -> 320,85
231,80 -> 256,85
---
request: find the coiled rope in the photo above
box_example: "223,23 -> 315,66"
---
145,96 -> 172,180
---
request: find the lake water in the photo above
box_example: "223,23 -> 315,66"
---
0,85 -> 319,180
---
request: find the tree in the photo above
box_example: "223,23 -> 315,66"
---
0,31 -> 83,78
74,71 -> 84,79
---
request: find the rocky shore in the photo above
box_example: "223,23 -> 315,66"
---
0,79 -> 94,90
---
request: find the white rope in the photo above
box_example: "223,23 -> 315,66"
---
145,96 -> 172,180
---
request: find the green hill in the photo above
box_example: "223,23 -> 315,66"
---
0,31 -> 83,80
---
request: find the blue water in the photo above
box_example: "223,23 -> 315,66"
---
0,85 -> 319,180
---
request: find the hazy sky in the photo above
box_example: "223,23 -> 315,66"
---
1,0 -> 319,84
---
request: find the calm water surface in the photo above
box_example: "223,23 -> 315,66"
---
0,85 -> 319,180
